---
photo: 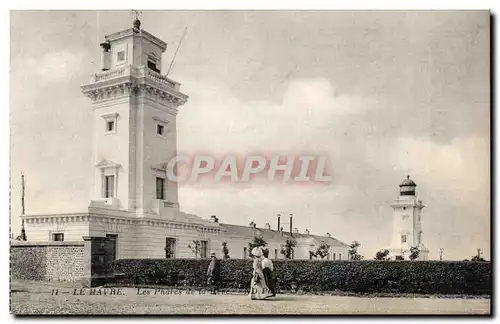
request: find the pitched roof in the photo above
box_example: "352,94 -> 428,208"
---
218,223 -> 349,247
219,223 -> 283,241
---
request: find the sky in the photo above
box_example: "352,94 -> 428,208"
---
10,10 -> 490,260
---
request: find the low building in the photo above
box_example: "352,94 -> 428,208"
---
219,222 -> 349,260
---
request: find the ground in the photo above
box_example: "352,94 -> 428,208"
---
10,280 -> 490,315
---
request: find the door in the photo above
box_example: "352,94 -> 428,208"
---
165,238 -> 176,259
106,234 -> 118,260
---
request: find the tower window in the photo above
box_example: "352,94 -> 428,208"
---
117,51 -> 125,62
156,177 -> 165,200
148,60 -> 160,73
157,124 -> 165,136
104,175 -> 115,198
102,113 -> 119,134
153,117 -> 168,138
401,235 -> 407,243
107,121 -> 115,132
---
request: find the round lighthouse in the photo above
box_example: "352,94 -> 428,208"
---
387,175 -> 429,260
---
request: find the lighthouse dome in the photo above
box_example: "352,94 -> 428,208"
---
399,175 -> 416,187
399,175 -> 416,196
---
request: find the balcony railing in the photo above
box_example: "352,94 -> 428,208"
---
90,65 -> 180,91
146,69 -> 178,89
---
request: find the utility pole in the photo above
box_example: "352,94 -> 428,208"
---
439,248 -> 444,261
21,173 -> 25,215
20,173 -> 27,241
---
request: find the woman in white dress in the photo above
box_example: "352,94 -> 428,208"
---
249,247 -> 270,300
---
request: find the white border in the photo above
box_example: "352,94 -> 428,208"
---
3,2 -> 497,323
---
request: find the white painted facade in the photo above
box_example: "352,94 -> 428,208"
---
387,176 -> 430,260
21,20 -> 350,261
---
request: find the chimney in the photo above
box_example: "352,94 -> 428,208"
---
100,42 -> 111,71
305,229 -> 310,235
289,214 -> 293,235
265,223 -> 271,230
326,232 -> 331,238
277,214 -> 281,231
293,228 -> 299,234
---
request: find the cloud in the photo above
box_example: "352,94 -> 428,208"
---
24,51 -> 84,83
390,136 -> 490,206
177,77 -> 372,154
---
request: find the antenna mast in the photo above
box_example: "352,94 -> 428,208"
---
166,26 -> 188,77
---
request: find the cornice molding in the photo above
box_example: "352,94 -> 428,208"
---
151,162 -> 168,172
153,116 -> 170,124
82,80 -> 187,107
95,159 -> 121,169
82,81 -> 135,102
101,112 -> 120,120
22,214 -> 91,224
23,211 -> 220,233
136,83 -> 187,106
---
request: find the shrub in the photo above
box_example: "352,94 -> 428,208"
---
280,239 -> 296,259
222,241 -> 230,259
111,259 -> 491,295
248,237 -> 267,257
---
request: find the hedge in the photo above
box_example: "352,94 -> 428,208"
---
110,259 -> 491,295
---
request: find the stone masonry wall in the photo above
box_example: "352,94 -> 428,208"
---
11,241 -> 85,283
10,245 -> 47,281
45,244 -> 85,281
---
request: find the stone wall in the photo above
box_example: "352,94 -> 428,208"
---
11,241 -> 85,283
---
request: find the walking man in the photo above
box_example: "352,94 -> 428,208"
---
261,248 -> 276,297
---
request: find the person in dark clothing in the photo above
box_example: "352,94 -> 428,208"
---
261,248 -> 276,297
207,252 -> 221,295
